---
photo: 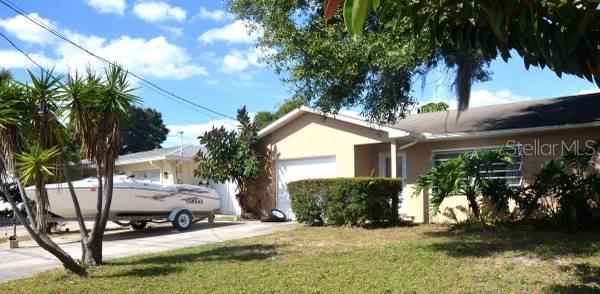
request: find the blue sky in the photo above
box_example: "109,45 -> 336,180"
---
0,0 -> 596,147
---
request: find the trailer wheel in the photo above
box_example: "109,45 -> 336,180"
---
172,210 -> 193,231
131,221 -> 147,230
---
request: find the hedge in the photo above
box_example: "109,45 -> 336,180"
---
288,177 -> 402,226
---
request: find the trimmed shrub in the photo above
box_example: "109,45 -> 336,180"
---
288,177 -> 402,226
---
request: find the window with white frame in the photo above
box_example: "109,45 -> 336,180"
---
431,145 -> 523,187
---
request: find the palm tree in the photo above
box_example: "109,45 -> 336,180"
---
414,148 -> 515,219
0,69 -> 86,275
65,64 -> 138,265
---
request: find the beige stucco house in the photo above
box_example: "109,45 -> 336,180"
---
258,93 -> 600,222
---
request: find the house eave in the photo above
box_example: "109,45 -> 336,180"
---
115,156 -> 167,166
258,106 -> 411,139
422,121 -> 600,141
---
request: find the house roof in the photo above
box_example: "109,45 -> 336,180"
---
390,93 -> 600,139
258,93 -> 600,142
115,145 -> 204,166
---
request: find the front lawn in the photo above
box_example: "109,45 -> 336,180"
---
3,225 -> 600,293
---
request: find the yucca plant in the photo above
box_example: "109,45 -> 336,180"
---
64,64 -> 138,265
0,69 -> 87,276
15,145 -> 60,231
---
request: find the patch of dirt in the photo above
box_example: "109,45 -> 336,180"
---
496,251 -> 541,266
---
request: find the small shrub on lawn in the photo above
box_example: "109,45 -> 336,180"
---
288,177 -> 402,226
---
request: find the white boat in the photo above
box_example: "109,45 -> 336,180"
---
25,175 -> 220,230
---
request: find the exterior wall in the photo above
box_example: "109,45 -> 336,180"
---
354,143 -> 392,177
404,127 -> 600,223
261,112 -> 390,177
116,159 -> 203,185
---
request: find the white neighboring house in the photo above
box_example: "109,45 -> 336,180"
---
113,145 -> 240,215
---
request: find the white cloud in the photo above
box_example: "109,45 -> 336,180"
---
425,89 -> 534,110
133,1 -> 187,23
0,50 -> 55,69
164,120 -> 238,147
197,7 -> 233,22
0,13 -> 207,80
159,26 -> 184,38
0,13 -> 55,44
85,0 -> 126,16
221,47 -> 268,73
198,20 -> 262,44
56,34 -> 208,79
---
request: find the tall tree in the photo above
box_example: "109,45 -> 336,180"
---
64,65 -> 138,265
194,107 -> 262,217
418,102 -> 449,114
325,0 -> 600,110
254,99 -> 302,130
0,69 -> 86,275
120,107 -> 169,155
228,0 -> 489,124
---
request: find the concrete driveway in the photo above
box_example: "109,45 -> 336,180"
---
0,221 -> 297,282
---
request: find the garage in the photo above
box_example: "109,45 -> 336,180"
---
275,156 -> 336,219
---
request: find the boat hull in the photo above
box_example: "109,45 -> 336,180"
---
25,178 -> 220,219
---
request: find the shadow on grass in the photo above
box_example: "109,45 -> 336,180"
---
423,229 -> 600,259
112,244 -> 280,266
104,265 -> 184,278
548,263 -> 600,293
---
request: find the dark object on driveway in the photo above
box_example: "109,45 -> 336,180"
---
260,209 -> 287,222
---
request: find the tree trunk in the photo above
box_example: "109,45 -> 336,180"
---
466,192 -> 480,219
84,165 -> 115,265
66,175 -> 89,260
83,169 -> 104,265
15,181 -> 36,226
83,239 -> 103,265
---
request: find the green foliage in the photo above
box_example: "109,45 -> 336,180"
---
64,64 -> 138,177
228,0 -> 489,123
325,0 -> 600,109
288,177 -> 402,226
252,112 -> 275,131
0,65 -> 139,271
254,99 -> 302,130
119,107 -> 169,155
15,145 -> 61,186
194,106 -> 261,191
417,102 -> 449,113
414,148 -> 515,219
522,142 -> 600,231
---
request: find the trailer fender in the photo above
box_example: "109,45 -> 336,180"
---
168,208 -> 194,221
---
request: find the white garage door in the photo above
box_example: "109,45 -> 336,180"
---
276,156 -> 336,219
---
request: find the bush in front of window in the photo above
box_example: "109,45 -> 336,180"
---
288,178 -> 402,226
414,148 -> 516,221
521,141 -> 600,231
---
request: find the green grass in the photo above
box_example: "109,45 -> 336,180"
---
2,224 -> 600,293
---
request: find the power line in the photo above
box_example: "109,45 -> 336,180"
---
0,26 -> 237,129
0,30 -> 45,72
0,0 -> 237,122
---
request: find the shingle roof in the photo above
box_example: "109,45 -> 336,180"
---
116,145 -> 204,165
391,93 -> 600,135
